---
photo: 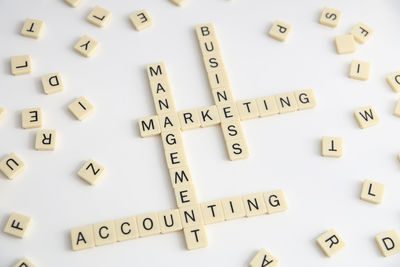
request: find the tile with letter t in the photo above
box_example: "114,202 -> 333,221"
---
77,159 -> 105,185
250,248 -> 279,267
376,230 -> 400,257
201,200 -> 225,224
3,212 -> 32,238
70,225 -> 95,251
87,6 -> 112,27
11,55 -> 31,75
74,35 -> 99,57
21,18 -> 45,39
13,257 -> 36,267
183,225 -> 208,250
41,73 -> 63,94
321,136 -> 343,158
0,153 -> 26,179
360,179 -> 385,204
316,229 -> 346,257
130,10 -> 153,31
68,96 -> 94,120
35,129 -> 57,151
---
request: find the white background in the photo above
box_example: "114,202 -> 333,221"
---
1,0 -> 400,266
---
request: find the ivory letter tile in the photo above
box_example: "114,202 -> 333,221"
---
321,136 -> 343,158
264,190 -> 288,214
137,213 -> 161,237
221,120 -> 245,140
4,212 -> 32,238
183,225 -> 208,250
154,95 -> 176,114
250,248 -> 279,267
41,73 -> 63,94
269,20 -> 292,42
21,19 -> 45,39
179,205 -> 203,228
386,71 -> 400,93
114,217 -> 139,242
349,60 -> 370,81
77,159 -> 105,185
256,96 -> 279,117
350,22 -> 373,44
0,153 -> 25,179
68,96 -> 94,120
221,196 -> 246,220
13,257 -> 35,267
11,55 -> 31,75
138,115 -> 161,137
158,209 -> 182,234
217,103 -> 240,121
317,229 -> 346,257
64,0 -> 83,7
170,0 -> 188,7
87,6 -> 111,27
207,69 -> 230,89
174,184 -> 198,207
70,225 -> 95,251
35,129 -> 56,151
236,99 -> 259,120
74,35 -> 99,57
198,105 -> 221,127
354,105 -> 379,129
275,92 -> 298,114
201,200 -> 225,224
376,230 -> 400,257
93,220 -> 117,246
295,89 -> 317,110
242,193 -> 267,217
169,165 -> 192,188
360,179 -> 385,204
335,35 -> 357,54
226,138 -> 249,161
161,129 -> 184,151
319,7 -> 342,28
178,109 -> 201,130
164,147 -> 187,169
130,10 -> 152,31
212,88 -> 234,104
21,107 -> 42,129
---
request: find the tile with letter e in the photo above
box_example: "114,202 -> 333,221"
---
130,10 -> 152,31
360,179 -> 385,204
0,153 -> 25,179
174,184 -> 198,208
21,18 -> 44,39
78,159 -> 105,185
21,107 -> 42,129
68,96 -> 94,120
3,212 -> 32,238
317,229 -> 346,257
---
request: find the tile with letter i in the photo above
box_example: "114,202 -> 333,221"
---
68,96 -> 94,120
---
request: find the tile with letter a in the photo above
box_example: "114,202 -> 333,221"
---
3,212 -> 32,238
77,159 -> 105,185
321,136 -> 343,158
70,225 -> 95,251
0,153 -> 25,179
35,129 -> 57,151
250,248 -> 279,267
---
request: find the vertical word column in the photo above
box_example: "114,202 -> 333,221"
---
146,63 -> 208,249
195,24 -> 249,161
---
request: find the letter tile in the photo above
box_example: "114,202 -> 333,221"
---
130,10 -> 152,31
207,69 -> 230,89
256,96 -> 279,117
354,105 -> 379,129
264,190 -> 288,214
242,193 -> 267,217
13,257 -> 35,267
138,115 -> 161,137
35,129 -> 56,151
316,229 -> 346,257
360,179 -> 385,204
221,196 -> 246,220
74,35 -> 99,57
350,22 -> 373,44
21,107 -> 42,129
198,105 -> 221,127
0,153 -> 26,179
183,225 -> 208,250
349,60 -> 370,81
201,200 -> 225,224
68,96 -> 94,120
169,165 -> 192,188
64,0 -> 84,7
319,7 -> 342,28
178,109 -> 201,130
212,88 -> 234,104
386,71 -> 400,93
21,19 -> 45,39
161,129 -> 184,151
221,120 -> 245,140
170,0 -> 188,7
226,138 -> 249,161
179,205 -> 203,227
164,147 -> 188,169
174,184 -> 198,207
294,89 -> 317,110
77,159 -> 105,185
41,73 -> 63,94
376,230 -> 400,257
236,99 -> 259,120
321,136 -> 343,158
4,212 -> 32,238
70,225 -> 95,251
11,55 -> 31,75
250,248 -> 279,267
114,217 -> 139,242
158,209 -> 182,234
93,221 -> 117,246
137,213 -> 161,237
394,99 -> 400,117
275,92 -> 298,114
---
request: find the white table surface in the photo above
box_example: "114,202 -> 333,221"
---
1,0 -> 400,266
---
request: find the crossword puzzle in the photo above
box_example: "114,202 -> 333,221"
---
69,23 -> 316,251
